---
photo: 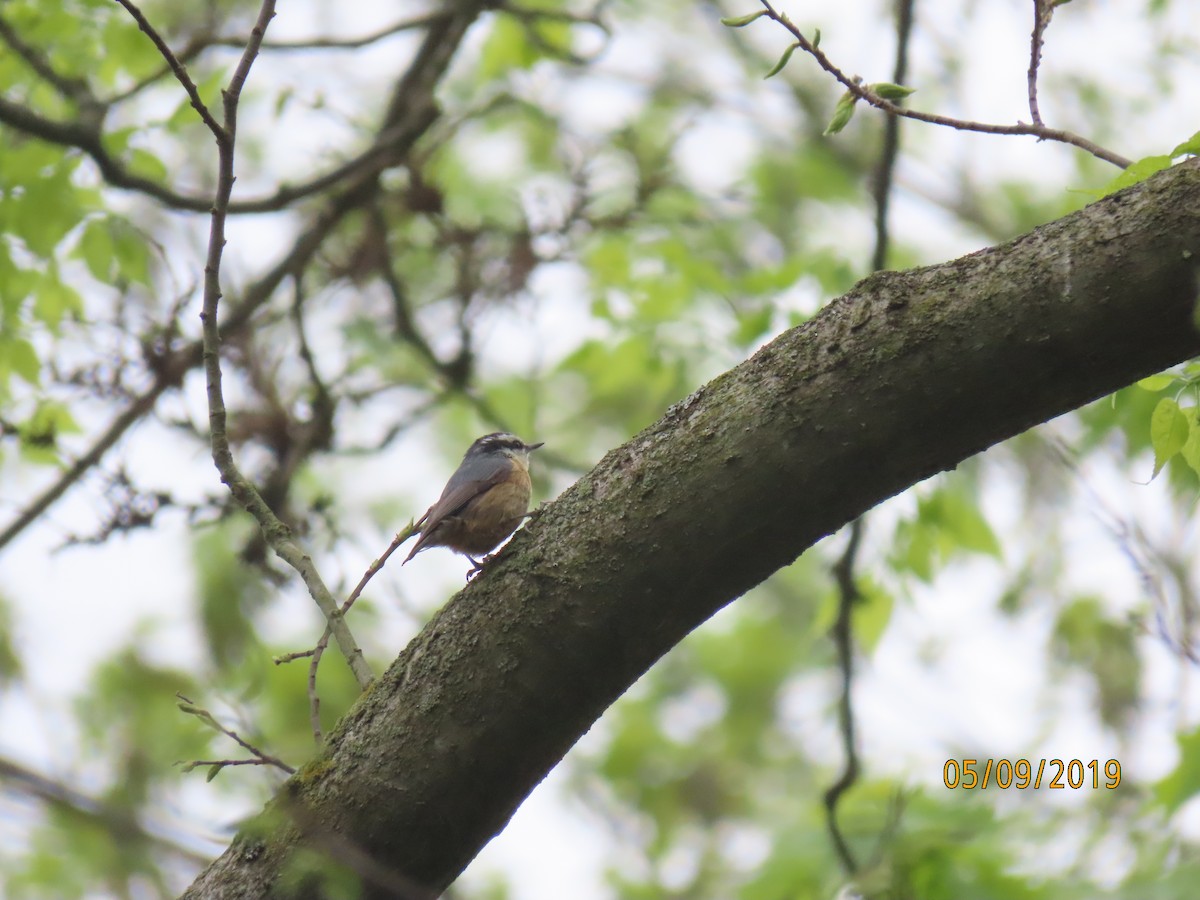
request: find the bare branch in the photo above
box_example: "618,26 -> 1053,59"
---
177,693 -> 296,776
825,519 -> 863,875
756,0 -> 1132,168
113,0 -> 224,137
0,374 -> 177,552
0,86 -> 434,214
153,0 -> 371,689
1027,0 -> 1054,126
870,0 -> 914,272
210,10 -> 449,51
825,1 -> 911,864
0,0 -> 468,556
279,525 -> 418,744
0,755 -> 214,865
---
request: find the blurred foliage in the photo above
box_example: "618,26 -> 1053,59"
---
0,0 -> 1198,898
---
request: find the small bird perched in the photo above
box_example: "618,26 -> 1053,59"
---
403,432 -> 544,570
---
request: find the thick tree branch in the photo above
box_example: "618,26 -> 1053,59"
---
182,160 -> 1200,898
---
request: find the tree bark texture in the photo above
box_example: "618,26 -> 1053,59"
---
182,159 -> 1200,898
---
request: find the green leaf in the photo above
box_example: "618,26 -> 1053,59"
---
1099,154 -> 1173,196
478,15 -> 537,80
0,141 -> 63,187
17,401 -> 80,466
15,165 -> 87,258
34,272 -> 85,332
0,245 -> 37,322
1182,410 -> 1200,478
869,81 -> 917,101
0,597 -> 23,685
720,11 -> 767,27
1136,373 -> 1177,392
1171,129 -> 1200,158
111,219 -> 152,286
823,90 -> 859,135
1154,726 -> 1200,814
853,576 -> 894,652
4,337 -> 40,386
764,42 -> 799,79
128,147 -> 168,183
733,305 -> 773,347
74,217 -> 115,281
1150,396 -> 1189,477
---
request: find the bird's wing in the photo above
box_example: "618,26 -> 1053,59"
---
403,467 -> 508,562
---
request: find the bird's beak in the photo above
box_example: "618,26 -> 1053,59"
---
526,441 -> 545,452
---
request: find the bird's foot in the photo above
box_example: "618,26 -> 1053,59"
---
465,555 -> 490,581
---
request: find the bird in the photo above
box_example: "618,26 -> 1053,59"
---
403,432 -> 544,571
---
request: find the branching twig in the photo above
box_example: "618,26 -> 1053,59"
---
755,0 -> 1131,168
113,0 -> 376,689
176,694 -> 296,777
277,524 -> 418,744
0,0 -> 467,556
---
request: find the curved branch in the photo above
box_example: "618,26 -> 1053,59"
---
0,96 -> 437,214
758,0 -> 1132,169
210,10 -> 449,51
0,15 -> 92,104
825,519 -> 863,875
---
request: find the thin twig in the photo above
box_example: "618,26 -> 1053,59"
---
306,631 -> 332,743
756,0 -> 1131,168
181,758 -> 292,774
211,10 -> 449,51
870,0 -> 914,272
285,525 -> 417,744
176,693 -> 296,775
111,0 -> 375,688
825,517 -> 863,875
112,0 -> 224,137
1027,0 -> 1053,126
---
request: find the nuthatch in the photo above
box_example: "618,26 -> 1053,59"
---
403,432 -> 543,570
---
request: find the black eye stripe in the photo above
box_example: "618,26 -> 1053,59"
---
468,433 -> 525,454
